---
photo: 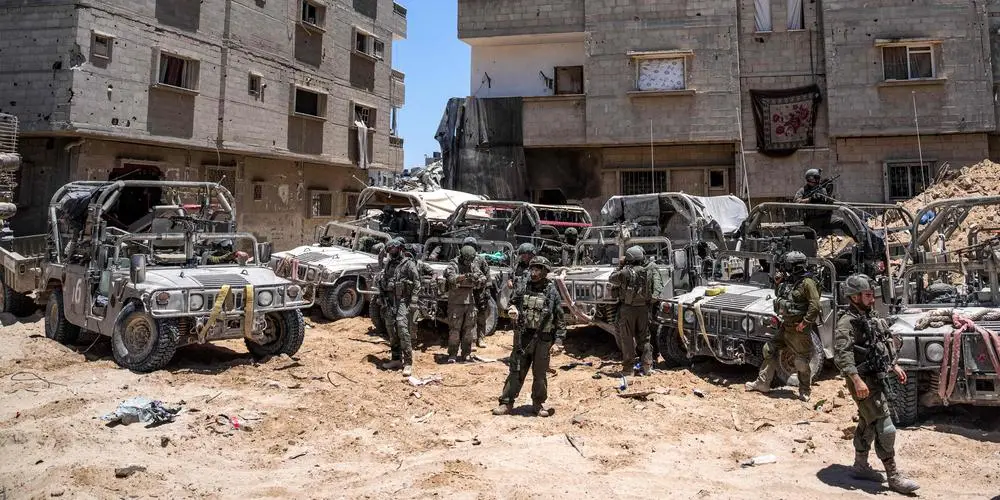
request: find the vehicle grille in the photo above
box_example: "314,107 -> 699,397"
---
705,293 -> 761,310
293,252 -> 332,263
192,274 -> 250,288
703,310 -> 745,333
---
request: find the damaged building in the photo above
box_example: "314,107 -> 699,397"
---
0,0 -> 408,249
447,0 -> 1000,216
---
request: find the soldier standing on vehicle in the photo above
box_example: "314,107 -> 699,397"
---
560,227 -> 579,266
833,274 -> 919,494
492,256 -> 565,417
203,239 -> 249,265
462,236 -> 492,348
380,238 -> 420,377
745,251 -> 819,401
509,242 -> 537,288
443,244 -> 486,362
793,169 -> 831,204
609,246 -> 662,376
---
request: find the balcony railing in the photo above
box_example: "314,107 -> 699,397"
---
391,69 -> 405,82
389,135 -> 404,148
393,2 -> 406,18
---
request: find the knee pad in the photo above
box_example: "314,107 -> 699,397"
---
875,416 -> 897,448
762,342 -> 776,360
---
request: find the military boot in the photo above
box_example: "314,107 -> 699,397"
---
532,404 -> 551,417
850,452 -> 886,483
744,381 -> 770,393
883,458 -> 920,494
798,388 -> 811,402
383,360 -> 403,370
402,365 -> 413,377
491,403 -> 513,416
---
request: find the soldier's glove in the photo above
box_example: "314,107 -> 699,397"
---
507,306 -> 519,321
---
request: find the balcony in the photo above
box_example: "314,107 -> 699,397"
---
389,135 -> 404,148
390,70 -> 405,108
391,2 -> 407,40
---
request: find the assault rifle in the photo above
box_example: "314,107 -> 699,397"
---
800,174 -> 841,203
851,316 -> 900,419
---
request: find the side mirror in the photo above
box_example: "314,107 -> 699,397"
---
98,270 -> 112,296
257,242 -> 272,263
130,255 -> 146,284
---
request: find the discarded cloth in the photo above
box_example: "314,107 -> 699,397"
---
101,397 -> 181,426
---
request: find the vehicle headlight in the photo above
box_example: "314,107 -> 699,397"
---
257,290 -> 274,307
287,285 -> 301,299
683,309 -> 696,324
155,291 -> 170,306
591,284 -> 604,299
741,316 -> 755,334
189,294 -> 205,311
925,341 -> 944,363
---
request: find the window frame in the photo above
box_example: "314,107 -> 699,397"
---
627,51 -> 694,93
353,102 -> 376,129
291,85 -> 328,120
881,44 -> 937,81
342,191 -> 360,217
152,49 -> 200,93
883,160 -> 935,201
252,182 -> 264,202
91,31 -> 113,60
554,65 -> 584,95
309,189 -> 334,219
353,28 -> 384,61
248,72 -> 262,98
619,169 -> 668,196
300,0 -> 327,30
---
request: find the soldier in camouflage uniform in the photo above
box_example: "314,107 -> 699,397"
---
509,242 -> 537,288
834,274 -> 919,494
203,239 -> 249,265
745,251 -> 820,401
560,227 -> 579,266
609,246 -> 663,376
462,236 -> 493,348
379,238 -> 420,377
443,244 -> 487,362
492,256 -> 565,417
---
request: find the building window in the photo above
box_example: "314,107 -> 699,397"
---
754,0 -> 772,32
301,0 -> 325,28
205,165 -> 238,198
92,32 -> 113,60
156,52 -> 199,90
354,103 -> 376,128
310,190 -> 334,218
252,183 -> 264,201
555,66 -> 584,95
883,45 -> 934,80
293,87 -> 327,118
620,171 -> 667,196
343,191 -> 360,217
373,39 -> 385,60
354,29 -> 383,59
636,58 -> 685,91
709,170 -> 726,189
885,161 -> 933,200
787,0 -> 804,30
248,73 -> 262,97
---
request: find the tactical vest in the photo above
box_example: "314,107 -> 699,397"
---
381,257 -> 414,299
522,291 -> 548,331
774,276 -> 809,318
621,265 -> 651,306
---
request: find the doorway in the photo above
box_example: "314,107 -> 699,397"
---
107,163 -> 163,228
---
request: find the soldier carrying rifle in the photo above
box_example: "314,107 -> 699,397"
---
834,274 -> 919,494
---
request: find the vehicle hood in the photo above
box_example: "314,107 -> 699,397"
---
669,284 -> 777,315
141,266 -> 290,290
558,266 -> 617,282
273,245 -> 378,271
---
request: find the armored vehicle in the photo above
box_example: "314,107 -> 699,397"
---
888,195 -> 1000,425
1,180 -> 312,372
657,202 -> 913,384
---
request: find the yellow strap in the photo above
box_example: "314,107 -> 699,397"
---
243,284 -> 255,339
200,285 -> 230,343
676,304 -> 689,349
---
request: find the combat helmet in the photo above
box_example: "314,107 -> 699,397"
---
805,168 -> 821,183
625,245 -> 645,263
842,274 -> 874,297
783,251 -> 808,274
528,256 -> 552,272
517,242 -> 537,255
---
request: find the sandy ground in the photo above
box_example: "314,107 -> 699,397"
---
1,310 -> 999,500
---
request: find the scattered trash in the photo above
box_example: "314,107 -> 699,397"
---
265,380 -> 284,389
15,411 -> 19,418
793,437 -> 810,443
50,489 -> 64,497
160,436 -> 170,448
35,460 -> 43,465
274,359 -> 303,371
693,388 -> 707,398
740,454 -> 777,467
114,465 -> 146,478
412,411 -> 435,423
407,375 -> 443,387
559,361 -> 594,371
592,373 -> 602,380
327,370 -> 358,386
572,415 -> 587,427
794,420 -> 811,425
618,376 -> 628,392
472,437 -> 481,446
101,397 -> 181,427
617,389 -> 670,401
731,410 -> 744,432
286,450 -> 309,460
565,434 -> 585,457
753,421 -> 774,432
813,399 -> 827,411
229,416 -> 247,430
471,355 -> 497,363
410,390 -> 421,399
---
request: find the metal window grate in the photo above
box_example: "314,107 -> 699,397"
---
0,113 -> 18,154
620,170 -> 666,196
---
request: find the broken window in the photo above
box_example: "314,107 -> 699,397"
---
354,104 -> 376,128
157,53 -> 198,90
310,190 -> 333,218
555,66 -> 584,95
301,0 -> 325,27
373,39 -> 385,60
787,0 -> 804,30
620,171 -> 667,196
754,0 -> 772,32
636,58 -> 685,91
882,45 -> 934,80
709,170 -> 726,189
92,32 -> 112,60
248,73 -> 262,97
886,161 -> 933,200
293,87 -> 326,118
354,29 -> 384,59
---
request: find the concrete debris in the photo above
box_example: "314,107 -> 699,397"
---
407,375 -> 443,387
740,454 -> 777,467
114,465 -> 146,478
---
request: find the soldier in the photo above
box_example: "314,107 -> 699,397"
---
561,227 -> 579,266
745,251 -> 819,401
204,239 -> 249,265
834,274 -> 919,494
793,168 -> 831,204
379,237 -> 420,377
492,256 -> 565,417
609,246 -> 663,376
509,242 -> 537,287
462,236 -> 493,348
443,244 -> 487,362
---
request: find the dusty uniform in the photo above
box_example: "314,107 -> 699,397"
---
379,254 -> 420,365
793,184 -> 830,203
610,260 -> 663,372
472,255 -> 492,342
444,257 -> 486,359
834,305 -> 897,462
498,278 -> 566,406
752,274 -> 820,394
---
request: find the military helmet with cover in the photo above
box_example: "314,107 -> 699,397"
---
460,245 -> 477,262
462,236 -> 478,250
625,245 -> 645,263
842,274 -> 874,297
517,242 -> 537,255
387,237 -> 405,250
805,168 -> 821,182
783,251 -> 808,273
528,256 -> 552,272
564,227 -> 578,238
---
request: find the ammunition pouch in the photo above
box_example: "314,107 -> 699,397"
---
522,293 -> 547,331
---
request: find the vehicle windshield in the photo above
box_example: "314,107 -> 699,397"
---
422,238 -> 514,267
316,222 -> 390,253
114,232 -> 259,268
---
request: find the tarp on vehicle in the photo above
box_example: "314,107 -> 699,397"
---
358,187 -> 485,221
600,193 -> 749,235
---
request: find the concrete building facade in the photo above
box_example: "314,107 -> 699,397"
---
0,0 -> 407,249
458,0 -> 999,212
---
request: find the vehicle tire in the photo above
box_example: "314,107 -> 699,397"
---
318,281 -> 365,321
44,289 -> 80,345
776,329 -> 825,387
888,371 -> 919,428
111,310 -> 178,372
246,309 -> 306,358
1,278 -> 36,317
657,324 -> 691,367
483,294 -> 498,337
